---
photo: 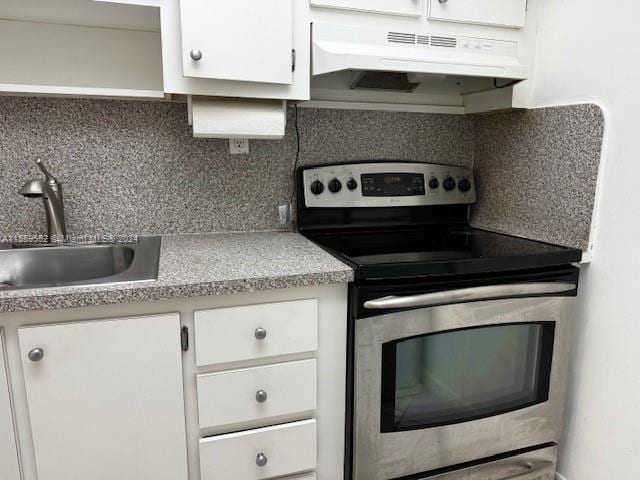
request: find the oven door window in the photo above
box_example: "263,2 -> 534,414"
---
380,322 -> 555,432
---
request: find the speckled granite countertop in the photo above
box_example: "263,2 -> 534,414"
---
0,233 -> 353,314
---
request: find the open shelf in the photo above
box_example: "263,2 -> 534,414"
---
0,0 -> 163,100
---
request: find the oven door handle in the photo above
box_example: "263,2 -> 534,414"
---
363,282 -> 577,310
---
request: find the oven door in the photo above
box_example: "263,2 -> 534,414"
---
352,275 -> 577,480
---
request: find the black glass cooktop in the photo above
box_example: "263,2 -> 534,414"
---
305,227 -> 582,281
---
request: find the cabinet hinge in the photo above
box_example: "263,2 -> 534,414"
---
181,326 -> 189,352
292,49 -> 296,72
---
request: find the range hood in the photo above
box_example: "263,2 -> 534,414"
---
312,23 -> 528,82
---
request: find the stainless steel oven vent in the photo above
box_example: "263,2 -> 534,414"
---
350,71 -> 420,92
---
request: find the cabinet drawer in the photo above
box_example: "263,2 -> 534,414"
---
195,299 -> 318,366
200,419 -> 316,480
198,359 -> 317,432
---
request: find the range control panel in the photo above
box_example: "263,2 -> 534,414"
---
302,162 -> 476,208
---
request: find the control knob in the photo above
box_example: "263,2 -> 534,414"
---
428,177 -> 439,189
328,178 -> 342,193
346,178 -> 358,191
310,180 -> 324,195
458,178 -> 472,193
443,177 -> 456,191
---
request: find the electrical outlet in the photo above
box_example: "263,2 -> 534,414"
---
229,138 -> 249,154
278,204 -> 292,225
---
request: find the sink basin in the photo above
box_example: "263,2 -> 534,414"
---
0,236 -> 161,290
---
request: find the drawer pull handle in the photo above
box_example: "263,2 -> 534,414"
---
254,327 -> 267,340
256,453 -> 268,467
255,389 -> 268,403
28,348 -> 44,362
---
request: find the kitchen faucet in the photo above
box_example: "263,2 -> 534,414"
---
19,159 -> 67,243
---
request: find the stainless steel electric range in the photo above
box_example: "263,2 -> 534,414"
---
296,162 -> 582,480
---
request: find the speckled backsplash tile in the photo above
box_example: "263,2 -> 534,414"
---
0,97 -> 473,237
470,104 -> 604,251
0,97 -> 603,248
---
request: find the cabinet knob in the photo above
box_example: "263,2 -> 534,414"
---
254,327 -> 267,340
439,0 -> 448,3
256,453 -> 268,467
255,389 -> 268,403
190,49 -> 203,61
28,348 -> 44,362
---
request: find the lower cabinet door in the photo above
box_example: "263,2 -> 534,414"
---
0,331 -> 20,480
200,419 -> 317,480
19,314 -> 189,480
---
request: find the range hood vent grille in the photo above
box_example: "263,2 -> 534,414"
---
387,32 -> 458,48
430,36 -> 457,48
387,32 -> 417,44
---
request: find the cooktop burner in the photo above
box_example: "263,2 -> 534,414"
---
296,161 -> 582,281
305,227 -> 581,280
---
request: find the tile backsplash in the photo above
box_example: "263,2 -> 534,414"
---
470,104 -> 604,251
0,97 -> 473,238
0,97 -> 604,250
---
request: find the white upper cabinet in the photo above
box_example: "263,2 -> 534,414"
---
310,0 -> 423,17
0,331 -> 20,480
428,0 -> 527,28
19,314 -> 188,480
180,0 -> 294,84
158,0 -> 309,100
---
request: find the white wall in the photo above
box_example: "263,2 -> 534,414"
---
530,1 -> 640,478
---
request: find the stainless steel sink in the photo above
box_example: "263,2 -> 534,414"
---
0,236 -> 161,290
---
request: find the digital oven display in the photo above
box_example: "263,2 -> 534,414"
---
361,173 -> 426,197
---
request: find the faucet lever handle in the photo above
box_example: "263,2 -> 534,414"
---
36,159 -> 57,184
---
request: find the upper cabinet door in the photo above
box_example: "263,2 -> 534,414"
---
0,331 -> 20,480
19,314 -> 188,480
310,0 -> 423,17
429,0 -> 527,28
180,0 -> 293,84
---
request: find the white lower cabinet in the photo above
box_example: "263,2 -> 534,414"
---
200,419 -> 317,480
198,359 -> 317,432
0,331 -> 21,480
0,283 -> 347,480
18,314 -> 189,480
